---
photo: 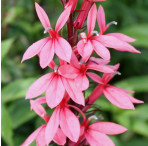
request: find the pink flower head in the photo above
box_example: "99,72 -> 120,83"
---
21,3 -> 72,68
45,94 -> 80,145
70,52 -> 114,90
21,97 -> 66,146
87,64 -> 144,109
26,62 -> 84,108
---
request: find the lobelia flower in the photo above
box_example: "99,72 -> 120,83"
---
77,4 -> 140,62
70,52 -> 114,90
45,93 -> 81,145
65,0 -> 78,12
21,97 -> 66,146
21,2 -> 72,68
86,64 -> 144,110
26,61 -> 84,108
74,0 -> 106,29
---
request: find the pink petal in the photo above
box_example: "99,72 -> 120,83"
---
61,77 -> 85,105
55,6 -> 71,32
77,40 -> 94,62
106,33 -> 136,43
70,52 -> 80,69
87,72 -> 102,84
96,35 -> 140,53
58,64 -> 79,79
92,39 -> 110,61
21,125 -> 45,146
35,3 -> 51,29
103,85 -> 135,109
60,107 -> 80,142
89,122 -> 127,135
128,95 -> 144,104
97,5 -> 107,34
46,75 -> 65,108
36,125 -> 46,146
21,37 -> 49,63
39,39 -> 54,68
87,4 -> 97,37
45,107 -> 60,145
30,97 -> 46,119
55,37 -> 72,63
75,74 -> 89,91
89,57 -> 110,64
85,130 -> 115,146
53,128 -> 66,145
87,62 -> 114,73
26,73 -> 54,99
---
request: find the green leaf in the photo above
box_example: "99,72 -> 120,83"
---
1,38 -> 15,61
8,99 -> 37,129
120,24 -> 148,48
114,75 -> 148,92
1,102 -> 13,146
2,78 -> 37,103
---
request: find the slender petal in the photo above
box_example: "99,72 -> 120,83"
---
55,37 -> 72,62
87,72 -> 102,84
61,77 -> 85,105
35,3 -> 51,29
26,73 -> 54,99
53,128 -> 66,145
87,4 -> 97,37
39,39 -> 54,68
21,37 -> 49,62
103,85 -> 135,109
45,107 -> 60,145
95,35 -> 140,53
106,33 -> 136,43
21,125 -> 45,146
58,64 -> 79,79
46,75 -> 65,108
55,6 -> 72,32
70,53 -> 80,69
75,74 -> 89,91
89,57 -> 109,65
97,5 -> 106,34
91,40 -> 110,61
85,130 -> 115,146
89,122 -> 127,135
60,107 -> 80,142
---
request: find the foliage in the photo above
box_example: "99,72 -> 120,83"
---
1,0 -> 148,145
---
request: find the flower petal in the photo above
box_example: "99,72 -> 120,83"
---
62,77 -> 85,105
35,3 -> 51,29
87,4 -> 97,36
103,85 -> 135,109
39,39 -> 54,68
26,73 -> 54,99
21,125 -> 45,146
60,107 -> 80,142
21,37 -> 49,63
46,75 -> 65,108
53,128 -> 66,145
92,39 -> 110,61
85,130 -> 115,146
55,6 -> 71,32
55,37 -> 72,63
87,72 -> 102,84
89,122 -> 127,135
45,107 -> 60,145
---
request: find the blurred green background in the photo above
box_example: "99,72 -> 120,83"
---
1,0 -> 148,146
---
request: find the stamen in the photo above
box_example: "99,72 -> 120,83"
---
41,113 -> 48,117
54,65 -> 58,73
88,115 -> 98,121
44,27 -> 52,34
79,60 -> 86,65
107,21 -> 118,27
91,30 -> 99,36
111,71 -> 121,77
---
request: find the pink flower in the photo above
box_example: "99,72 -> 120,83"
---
21,97 -> 66,146
22,3 -> 72,68
65,0 -> 78,12
70,53 -> 114,90
45,94 -> 80,145
87,64 -> 144,109
26,62 -> 84,108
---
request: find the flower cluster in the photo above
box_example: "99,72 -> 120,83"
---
21,0 -> 143,146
